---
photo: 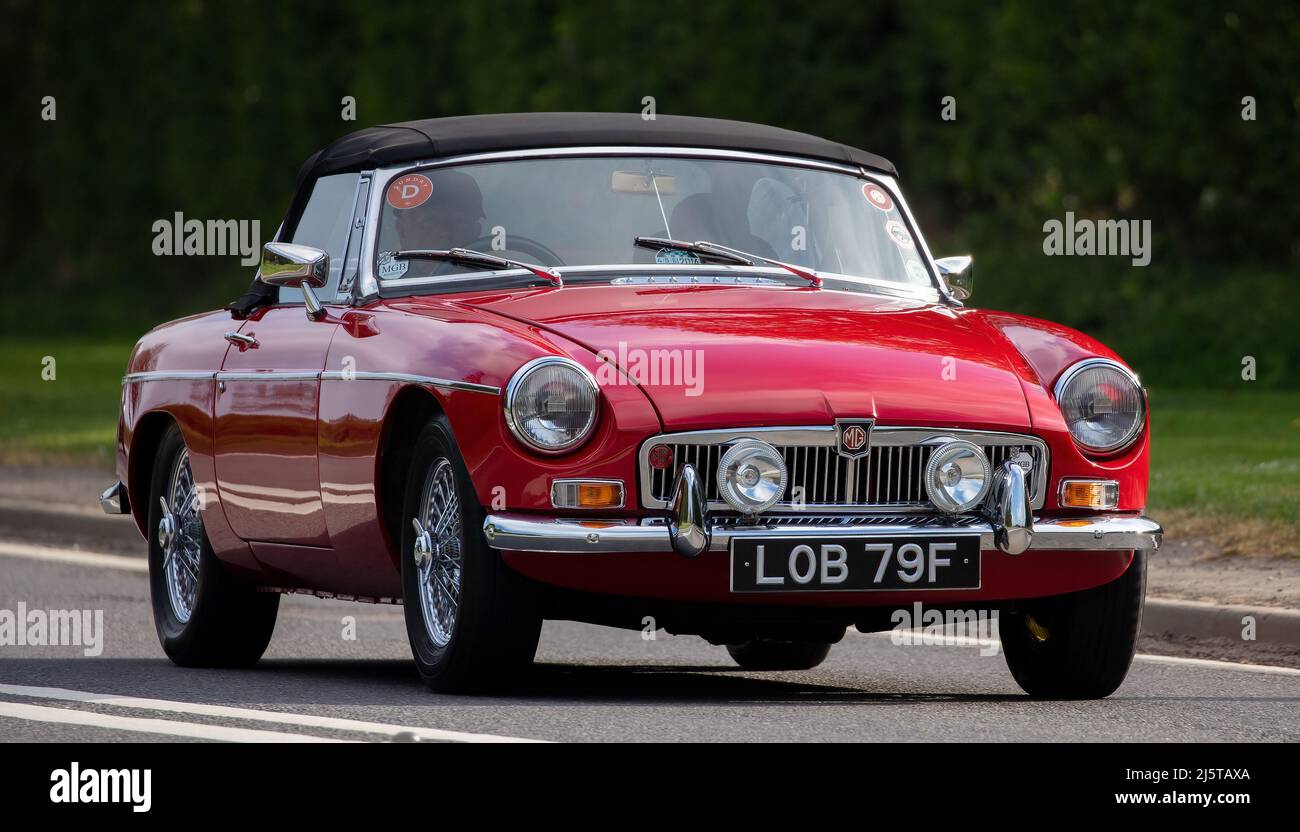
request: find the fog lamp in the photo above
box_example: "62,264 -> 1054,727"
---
924,440 -> 992,513
717,439 -> 787,515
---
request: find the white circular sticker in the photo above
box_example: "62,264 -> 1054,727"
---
885,220 -> 914,250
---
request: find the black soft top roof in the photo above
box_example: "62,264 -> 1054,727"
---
300,112 -> 897,185
227,114 -> 895,318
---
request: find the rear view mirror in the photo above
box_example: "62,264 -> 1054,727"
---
611,171 -> 677,195
934,255 -> 974,301
259,242 -> 329,320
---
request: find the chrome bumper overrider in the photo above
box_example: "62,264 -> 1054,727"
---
100,481 -> 130,515
483,462 -> 1162,556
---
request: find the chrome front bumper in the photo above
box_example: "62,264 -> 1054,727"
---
483,461 -> 1161,556
483,512 -> 1163,554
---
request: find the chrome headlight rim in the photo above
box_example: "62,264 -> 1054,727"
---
923,438 -> 993,514
716,438 -> 788,515
1053,357 -> 1146,455
503,355 -> 601,455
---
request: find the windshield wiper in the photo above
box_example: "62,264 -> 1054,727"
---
393,248 -> 563,287
633,236 -> 822,288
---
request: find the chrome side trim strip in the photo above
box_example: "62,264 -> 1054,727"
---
637,426 -> 1050,512
122,371 -> 217,384
217,371 -> 320,381
320,370 -> 500,395
482,513 -> 1163,556
124,369 -> 499,395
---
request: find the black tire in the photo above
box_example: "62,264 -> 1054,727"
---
1001,551 -> 1146,699
148,423 -> 279,667
725,639 -> 833,671
400,415 -> 541,693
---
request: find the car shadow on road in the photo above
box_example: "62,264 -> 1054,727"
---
0,657 -> 1031,706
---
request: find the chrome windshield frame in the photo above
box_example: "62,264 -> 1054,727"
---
359,146 -> 944,301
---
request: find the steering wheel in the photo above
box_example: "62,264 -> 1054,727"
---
459,234 -> 566,267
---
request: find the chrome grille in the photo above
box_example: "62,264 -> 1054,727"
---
642,426 -> 1048,512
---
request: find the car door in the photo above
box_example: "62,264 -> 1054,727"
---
214,173 -> 361,546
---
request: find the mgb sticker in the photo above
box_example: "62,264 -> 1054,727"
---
885,220 -> 914,249
386,174 -> 434,209
377,251 -> 409,278
863,183 -> 893,211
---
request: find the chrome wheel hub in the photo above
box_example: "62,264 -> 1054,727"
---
160,449 -> 202,623
413,458 -> 463,648
157,512 -> 176,552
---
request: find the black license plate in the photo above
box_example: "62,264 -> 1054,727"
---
730,536 -> 980,592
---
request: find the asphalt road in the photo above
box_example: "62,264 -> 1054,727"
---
0,513 -> 1296,743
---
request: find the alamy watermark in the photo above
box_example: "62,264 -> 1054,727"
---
890,602 -> 1000,656
0,603 -> 103,656
151,212 -> 262,266
50,763 -> 151,813
594,341 -> 705,397
1042,211 -> 1151,266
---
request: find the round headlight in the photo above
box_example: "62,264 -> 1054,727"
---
924,439 -> 992,513
504,357 -> 600,454
717,439 -> 787,515
1054,358 -> 1145,453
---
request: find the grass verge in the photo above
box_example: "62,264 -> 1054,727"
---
0,339 -> 132,466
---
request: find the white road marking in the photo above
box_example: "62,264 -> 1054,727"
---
0,540 -> 147,572
0,684 -> 546,743
1134,653 -> 1300,677
0,701 -> 350,743
861,630 -> 1300,676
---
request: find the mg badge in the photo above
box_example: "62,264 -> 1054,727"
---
835,418 -> 874,459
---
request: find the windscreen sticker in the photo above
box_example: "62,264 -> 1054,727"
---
386,174 -> 434,210
863,183 -> 894,212
655,248 -> 702,265
885,220 -> 914,250
377,251 -> 409,278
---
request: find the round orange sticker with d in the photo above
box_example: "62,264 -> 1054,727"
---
863,183 -> 893,211
386,174 -> 434,209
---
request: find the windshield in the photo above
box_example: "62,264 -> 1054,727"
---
374,156 -> 935,289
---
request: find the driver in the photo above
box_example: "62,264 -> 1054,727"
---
395,169 -> 486,252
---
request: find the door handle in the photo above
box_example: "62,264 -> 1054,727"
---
224,331 -> 258,350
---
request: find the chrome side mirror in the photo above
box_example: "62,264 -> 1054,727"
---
934,255 -> 974,301
259,242 -> 329,320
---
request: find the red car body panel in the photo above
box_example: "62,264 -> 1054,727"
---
117,280 -> 1149,607
467,285 -> 1033,432
502,549 -> 1134,606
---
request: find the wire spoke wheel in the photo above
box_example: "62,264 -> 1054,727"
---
412,458 -> 464,648
160,448 -> 202,623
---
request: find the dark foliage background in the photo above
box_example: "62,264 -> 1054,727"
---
2,0 -> 1296,387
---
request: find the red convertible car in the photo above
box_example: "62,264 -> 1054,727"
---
104,113 -> 1160,697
